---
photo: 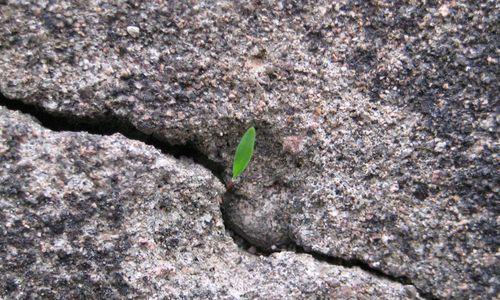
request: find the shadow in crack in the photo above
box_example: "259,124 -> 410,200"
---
0,93 -> 225,182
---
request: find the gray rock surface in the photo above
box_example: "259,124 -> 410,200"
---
0,0 -> 498,299
0,106 -> 419,299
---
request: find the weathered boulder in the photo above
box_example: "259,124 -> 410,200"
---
0,1 -> 497,298
0,107 -> 419,298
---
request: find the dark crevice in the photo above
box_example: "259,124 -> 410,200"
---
0,94 -> 225,182
0,94 -> 433,299
293,245 -> 436,300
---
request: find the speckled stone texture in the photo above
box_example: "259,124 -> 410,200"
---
0,0 -> 498,299
0,107 -> 420,299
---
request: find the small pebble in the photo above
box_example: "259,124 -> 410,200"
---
127,26 -> 140,38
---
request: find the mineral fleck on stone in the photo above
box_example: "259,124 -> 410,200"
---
126,26 -> 140,38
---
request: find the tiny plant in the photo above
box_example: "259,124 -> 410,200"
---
231,127 -> 256,182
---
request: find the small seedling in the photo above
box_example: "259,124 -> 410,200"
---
228,127 -> 256,188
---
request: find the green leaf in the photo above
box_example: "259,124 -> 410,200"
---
232,127 -> 256,180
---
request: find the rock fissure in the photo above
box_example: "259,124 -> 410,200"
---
0,93 -> 225,182
292,246 -> 436,300
1,94 -> 430,299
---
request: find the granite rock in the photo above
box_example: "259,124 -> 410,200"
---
0,1 -> 498,298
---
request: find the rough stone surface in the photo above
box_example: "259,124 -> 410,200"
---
0,106 -> 419,299
0,1 -> 498,299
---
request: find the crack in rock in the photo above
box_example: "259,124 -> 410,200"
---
0,93 -> 432,299
0,93 -> 225,182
